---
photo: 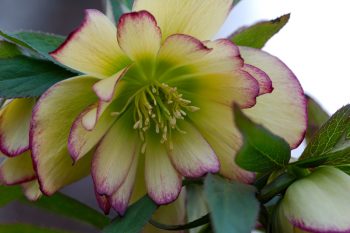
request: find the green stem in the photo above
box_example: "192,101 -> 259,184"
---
258,172 -> 296,203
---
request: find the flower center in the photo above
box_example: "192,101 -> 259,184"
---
132,82 -> 199,152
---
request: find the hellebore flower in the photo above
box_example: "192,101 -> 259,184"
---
273,167 -> 350,233
0,99 -> 42,200
30,0 -> 306,214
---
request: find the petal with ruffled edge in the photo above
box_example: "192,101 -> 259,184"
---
92,110 -> 139,196
50,9 -> 130,78
281,167 -> 350,233
110,155 -> 138,216
117,11 -> 161,61
68,103 -> 115,163
31,76 -> 98,195
160,37 -> 259,109
145,136 -> 182,205
133,0 -> 232,40
0,151 -> 35,185
0,98 -> 35,157
169,121 -> 219,178
239,47 -> 307,148
22,180 -> 42,201
243,64 -> 273,95
93,67 -> 129,102
188,102 -> 254,183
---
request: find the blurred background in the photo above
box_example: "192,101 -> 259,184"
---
0,0 -> 349,232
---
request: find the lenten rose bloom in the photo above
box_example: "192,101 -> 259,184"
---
273,167 -> 350,233
30,0 -> 306,214
0,99 -> 42,201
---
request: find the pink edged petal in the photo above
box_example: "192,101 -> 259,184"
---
133,0 -> 232,40
68,104 -> 115,163
243,64 -> 273,95
157,34 -> 212,67
239,47 -> 307,148
117,11 -> 161,61
145,137 -> 182,205
92,110 -> 139,196
110,156 -> 138,216
93,67 -> 129,102
281,167 -> 350,233
50,9 -> 130,78
189,102 -> 255,183
169,121 -> 219,178
31,76 -> 99,195
0,98 -> 35,157
94,188 -> 111,215
22,180 -> 42,201
0,151 -> 35,185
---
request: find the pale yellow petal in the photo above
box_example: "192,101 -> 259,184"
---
31,76 -> 98,195
239,47 -> 307,148
133,0 -> 232,40
0,98 -> 35,157
51,9 -> 130,78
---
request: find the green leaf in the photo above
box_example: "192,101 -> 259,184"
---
0,41 -> 22,58
204,174 -> 259,233
107,0 -> 133,23
0,224 -> 75,233
305,95 -> 330,142
234,106 -> 291,173
0,30 -> 65,61
297,105 -> 350,167
103,195 -> 157,233
0,185 -> 23,207
0,56 -> 75,98
231,14 -> 290,49
20,192 -> 110,229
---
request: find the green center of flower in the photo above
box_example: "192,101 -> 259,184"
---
132,82 -> 199,151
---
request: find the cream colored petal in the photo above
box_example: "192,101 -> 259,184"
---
31,76 -> 98,195
133,0 -> 232,40
145,137 -> 182,205
68,103 -> 115,163
189,102 -> 255,183
117,11 -> 161,61
0,98 -> 35,157
51,9 -> 130,78
0,151 -> 35,185
92,110 -> 139,196
169,121 -> 219,178
281,167 -> 350,233
239,47 -> 307,148
110,155 -> 138,216
22,180 -> 42,201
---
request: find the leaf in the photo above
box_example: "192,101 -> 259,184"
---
0,224 -> 75,233
102,195 -> 158,233
305,95 -> 330,142
0,185 -> 23,207
107,0 -> 133,23
297,105 -> 350,167
204,174 -> 259,233
0,41 -> 21,58
0,56 -> 75,98
20,192 -> 110,229
234,106 -> 291,173
0,30 -> 65,61
231,14 -> 290,49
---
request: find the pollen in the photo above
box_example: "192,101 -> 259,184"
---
132,82 -> 199,148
